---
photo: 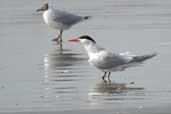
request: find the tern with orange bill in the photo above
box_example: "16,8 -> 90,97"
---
69,35 -> 157,81
37,3 -> 91,44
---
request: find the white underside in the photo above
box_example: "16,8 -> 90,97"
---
43,11 -> 71,30
99,62 -> 142,72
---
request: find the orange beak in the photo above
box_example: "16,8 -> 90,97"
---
68,38 -> 80,42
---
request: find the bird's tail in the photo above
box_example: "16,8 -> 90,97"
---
84,16 -> 92,20
130,52 -> 157,63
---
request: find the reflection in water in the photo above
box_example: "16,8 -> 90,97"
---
42,46 -> 87,99
89,80 -> 145,101
43,46 -> 86,81
59,42 -> 63,54
90,81 -> 143,94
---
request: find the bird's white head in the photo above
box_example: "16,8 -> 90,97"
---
37,3 -> 49,12
68,35 -> 96,44
69,35 -> 101,57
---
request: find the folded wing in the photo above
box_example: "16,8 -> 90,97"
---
52,9 -> 83,26
93,51 -> 132,69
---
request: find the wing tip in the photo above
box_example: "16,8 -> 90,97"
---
84,16 -> 92,20
151,52 -> 157,57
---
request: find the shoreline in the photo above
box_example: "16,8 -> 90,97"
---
1,105 -> 171,114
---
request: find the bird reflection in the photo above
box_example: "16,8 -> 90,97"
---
89,80 -> 144,95
42,47 -> 87,99
59,42 -> 63,54
43,46 -> 86,81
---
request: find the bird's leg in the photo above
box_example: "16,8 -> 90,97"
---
107,72 -> 111,83
59,29 -> 63,43
52,29 -> 63,44
102,72 -> 107,81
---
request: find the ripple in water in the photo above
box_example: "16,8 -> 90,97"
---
42,46 -> 87,100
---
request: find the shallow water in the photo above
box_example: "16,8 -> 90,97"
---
1,0 -> 171,113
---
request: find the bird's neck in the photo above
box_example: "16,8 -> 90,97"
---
83,42 -> 103,58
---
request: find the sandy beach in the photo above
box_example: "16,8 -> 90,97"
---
1,0 -> 171,113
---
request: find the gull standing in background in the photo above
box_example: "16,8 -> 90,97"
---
69,35 -> 157,81
37,3 -> 91,44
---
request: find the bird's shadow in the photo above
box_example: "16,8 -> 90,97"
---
89,80 -> 144,95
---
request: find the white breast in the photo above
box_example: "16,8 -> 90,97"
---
43,10 -> 68,30
88,51 -> 108,69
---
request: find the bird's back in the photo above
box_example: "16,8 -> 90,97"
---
53,9 -> 83,26
89,50 -> 130,71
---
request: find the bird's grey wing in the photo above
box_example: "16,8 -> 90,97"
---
129,52 -> 157,63
53,9 -> 83,25
95,52 -> 130,69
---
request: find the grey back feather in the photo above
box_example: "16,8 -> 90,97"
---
94,52 -> 129,69
53,9 -> 83,26
129,52 -> 157,63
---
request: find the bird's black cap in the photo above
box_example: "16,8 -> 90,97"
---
79,35 -> 96,43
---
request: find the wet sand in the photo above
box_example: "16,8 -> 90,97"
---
1,106 -> 171,114
1,0 -> 171,113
